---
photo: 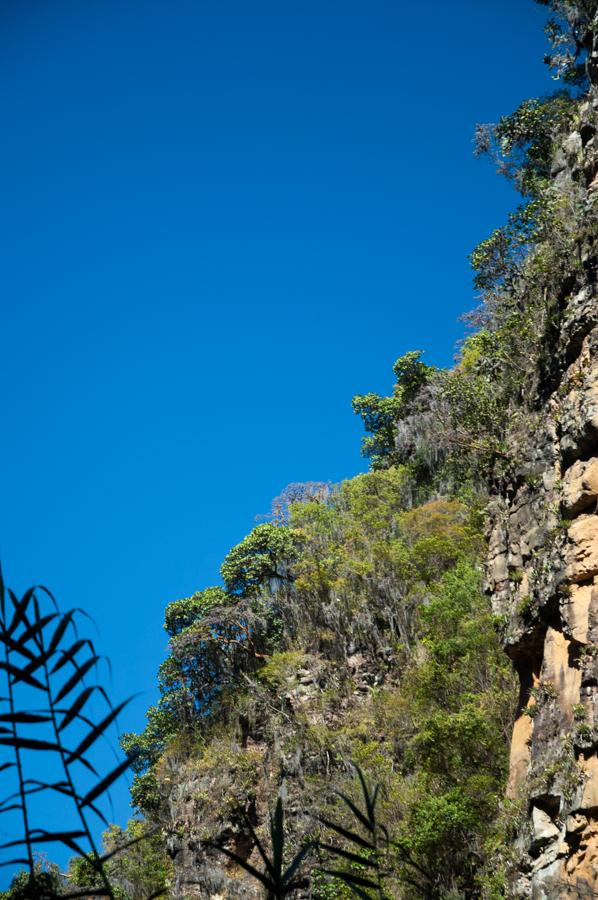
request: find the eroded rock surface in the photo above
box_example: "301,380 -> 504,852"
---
486,99 -> 598,896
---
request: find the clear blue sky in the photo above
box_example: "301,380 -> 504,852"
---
1,0 -> 553,864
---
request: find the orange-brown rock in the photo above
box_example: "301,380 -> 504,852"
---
566,515 -> 598,583
562,458 -> 598,517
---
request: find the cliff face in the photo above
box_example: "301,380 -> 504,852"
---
124,11 -> 598,898
487,95 -> 598,896
140,484 -> 511,899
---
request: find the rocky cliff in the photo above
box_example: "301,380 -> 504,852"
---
120,6 -> 598,899
487,91 -> 598,895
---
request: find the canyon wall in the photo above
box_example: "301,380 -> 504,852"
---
487,95 -> 598,897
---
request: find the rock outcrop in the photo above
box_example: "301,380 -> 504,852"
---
486,94 -> 598,896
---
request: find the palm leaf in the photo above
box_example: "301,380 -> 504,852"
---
320,869 -> 379,892
0,563 -> 5,620
0,574 -> 150,898
27,829 -> 90,858
335,789 -> 375,835
0,737 -> 64,752
21,780 -> 109,826
317,815 -> 375,851
0,660 -> 46,692
354,766 -> 375,819
6,587 -> 36,635
210,843 -> 274,891
270,796 -> 285,879
48,610 -> 78,653
18,612 -> 59,648
0,712 -> 51,725
51,639 -> 94,675
318,842 -> 376,869
0,803 -> 23,815
54,655 -> 100,702
66,699 -> 130,765
81,754 -> 135,808
239,810 -> 278,880
0,633 -> 37,663
281,840 -> 317,885
58,685 -> 101,732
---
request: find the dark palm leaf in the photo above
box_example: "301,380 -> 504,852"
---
54,655 -> 101,703
58,685 -> 105,732
51,639 -> 95,675
334,790 -> 375,835
0,574 -> 151,899
319,870 -> 374,900
6,587 -> 37,636
316,765 -> 387,900
317,842 -> 376,869
81,754 -> 136,808
281,840 -> 318,885
66,699 -> 130,764
211,795 -> 316,898
211,844 -> 274,891
317,815 -> 376,852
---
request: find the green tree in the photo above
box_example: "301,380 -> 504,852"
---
0,863 -> 63,900
68,819 -> 172,900
534,0 -> 598,84
352,351 -> 434,470
221,523 -> 300,596
163,586 -> 228,637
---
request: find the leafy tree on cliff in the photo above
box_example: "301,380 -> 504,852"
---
352,351 -> 434,470
534,0 -> 598,84
221,522 -> 300,596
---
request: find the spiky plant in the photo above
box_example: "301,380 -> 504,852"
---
0,568 -> 137,899
317,765 -> 435,899
211,796 -> 316,899
317,765 -> 390,900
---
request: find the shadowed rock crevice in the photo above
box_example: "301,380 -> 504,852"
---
485,35 -> 598,889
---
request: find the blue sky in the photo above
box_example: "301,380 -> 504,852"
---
0,0 -> 554,864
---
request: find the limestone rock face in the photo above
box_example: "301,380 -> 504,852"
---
486,98 -> 598,896
566,516 -> 598,583
532,806 -> 560,846
562,458 -> 598,516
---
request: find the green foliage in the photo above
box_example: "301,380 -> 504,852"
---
392,563 -> 515,894
125,528 -> 305,809
350,393 -> 401,471
353,343 -> 515,493
534,0 -> 598,84
4,7 -> 592,899
257,650 -> 308,689
126,525 -> 304,781
163,586 -> 228,637
221,523 -> 300,596
476,94 -> 573,196
400,785 -> 483,897
317,766 -> 391,899
352,352 -> 434,470
470,201 -> 545,291
67,819 -> 172,900
124,15 -> 587,884
391,351 -> 433,405
466,80 -> 581,455
129,465 -> 511,896
0,862 -> 63,900
121,702 -> 179,777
